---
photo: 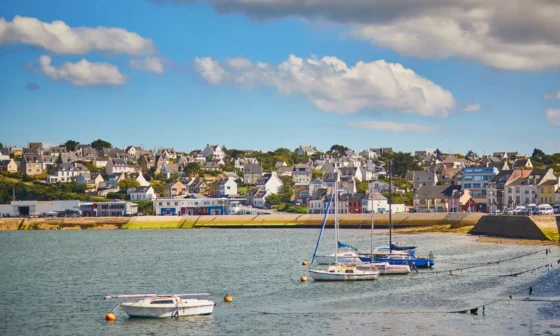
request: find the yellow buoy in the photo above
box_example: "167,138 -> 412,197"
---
300,275 -> 308,282
224,294 -> 233,303
302,260 -> 308,266
105,313 -> 116,322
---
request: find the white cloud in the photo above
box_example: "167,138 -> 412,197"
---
194,57 -> 225,84
38,55 -> 127,86
347,121 -> 439,132
194,54 -> 455,116
546,108 -> 560,126
227,57 -> 253,69
0,15 -> 155,55
129,57 -> 164,74
544,90 -> 560,100
461,104 -> 481,112
161,1 -> 560,70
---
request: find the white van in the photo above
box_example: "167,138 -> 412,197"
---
536,204 -> 554,215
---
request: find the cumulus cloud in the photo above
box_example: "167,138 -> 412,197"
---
547,108 -> 560,126
194,54 -> 455,116
26,82 -> 40,90
159,1 -> 560,70
194,57 -> 225,84
0,15 -> 155,55
37,55 -> 127,86
461,104 -> 481,112
544,90 -> 560,100
129,57 -> 165,74
347,121 -> 439,132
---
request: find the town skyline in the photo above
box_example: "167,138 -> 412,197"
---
1,1 -> 559,154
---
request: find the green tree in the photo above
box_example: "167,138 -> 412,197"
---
329,144 -> 349,156
223,160 -> 235,172
381,152 -> 422,177
265,193 -> 283,206
434,148 -> 443,156
356,180 -> 369,193
274,148 -> 293,158
118,178 -> 140,191
91,139 -> 112,151
0,142 -> 3,149
63,140 -> 79,151
184,162 -> 201,177
311,170 -> 324,181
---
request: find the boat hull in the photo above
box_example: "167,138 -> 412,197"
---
357,262 -> 410,275
308,269 -> 380,281
120,301 -> 214,318
373,256 -> 435,268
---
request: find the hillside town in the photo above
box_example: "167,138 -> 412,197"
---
1,141 -> 559,217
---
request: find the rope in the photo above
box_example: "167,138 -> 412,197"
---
422,249 -> 552,275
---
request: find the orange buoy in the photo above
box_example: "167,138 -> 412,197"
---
300,275 -> 308,282
224,294 -> 233,303
105,313 -> 116,322
302,260 -> 308,266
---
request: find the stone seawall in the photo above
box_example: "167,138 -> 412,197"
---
0,213 -> 483,231
469,215 -> 560,241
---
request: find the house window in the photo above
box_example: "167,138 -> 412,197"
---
167,202 -> 170,206
516,187 -> 520,193
541,187 -> 544,193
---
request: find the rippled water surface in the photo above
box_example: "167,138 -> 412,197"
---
1,229 -> 559,335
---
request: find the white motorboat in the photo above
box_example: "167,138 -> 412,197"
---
104,293 -> 214,318
357,262 -> 410,275
309,263 -> 380,281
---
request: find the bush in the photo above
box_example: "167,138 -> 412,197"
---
107,192 -> 126,200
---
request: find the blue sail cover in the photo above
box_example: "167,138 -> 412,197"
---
337,241 -> 358,251
390,244 -> 417,251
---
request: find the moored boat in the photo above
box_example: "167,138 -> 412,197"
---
104,293 -> 214,318
309,263 -> 380,281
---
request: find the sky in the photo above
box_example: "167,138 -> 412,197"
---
0,0 -> 559,155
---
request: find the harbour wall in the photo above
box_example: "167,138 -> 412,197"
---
469,215 -> 560,241
0,213 -> 483,231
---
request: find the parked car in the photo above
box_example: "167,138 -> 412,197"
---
553,205 -> 560,214
537,204 -> 554,215
512,206 -> 526,215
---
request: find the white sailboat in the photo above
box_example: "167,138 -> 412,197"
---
308,181 -> 380,281
360,192 -> 410,275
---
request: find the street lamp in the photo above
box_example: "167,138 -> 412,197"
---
489,191 -> 493,215
415,194 -> 418,213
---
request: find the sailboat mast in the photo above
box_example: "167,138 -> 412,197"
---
370,189 -> 374,263
334,180 -> 339,264
388,160 -> 393,254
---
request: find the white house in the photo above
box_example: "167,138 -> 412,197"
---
46,163 -> 89,183
257,172 -> 283,194
0,149 -> 9,161
158,148 -> 177,160
362,192 -> 389,213
160,162 -> 179,179
129,186 -> 156,201
309,178 -> 327,196
275,161 -> 287,169
216,176 -> 238,197
297,145 -> 317,156
202,144 -> 225,160
292,164 -> 312,184
136,173 -> 150,187
359,149 -> 378,160
93,157 -> 108,168
106,158 -> 137,175
338,167 -> 363,182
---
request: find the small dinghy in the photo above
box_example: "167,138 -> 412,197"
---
104,293 -> 214,318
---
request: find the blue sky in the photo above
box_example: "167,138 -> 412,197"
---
1,0 -> 559,155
